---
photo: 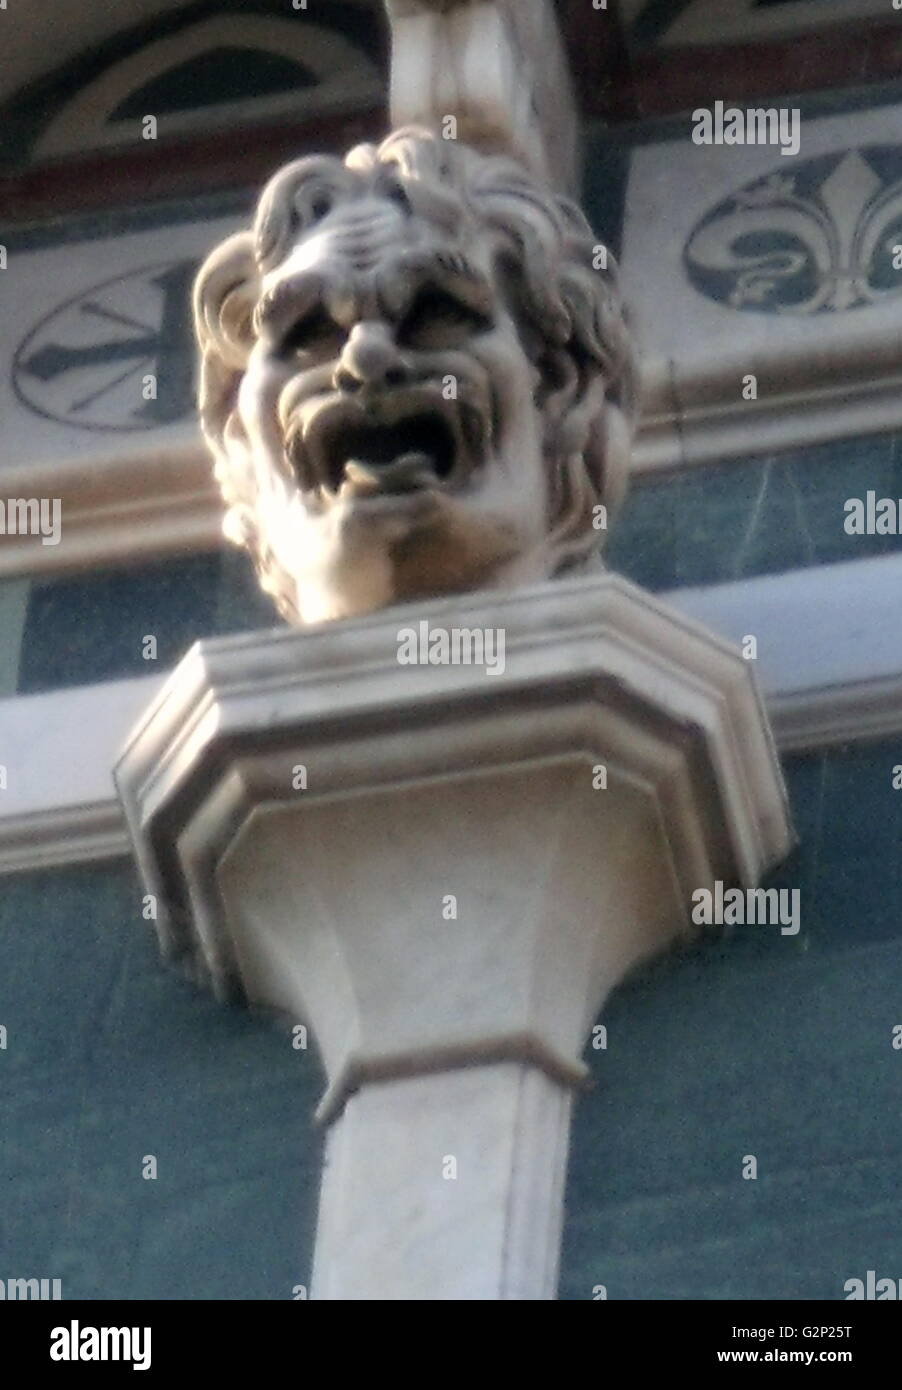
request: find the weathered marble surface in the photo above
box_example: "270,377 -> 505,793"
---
194,127 -> 634,624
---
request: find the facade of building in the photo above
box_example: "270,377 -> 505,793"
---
1,0 -> 901,1299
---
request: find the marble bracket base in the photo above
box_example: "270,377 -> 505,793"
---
115,573 -> 792,1299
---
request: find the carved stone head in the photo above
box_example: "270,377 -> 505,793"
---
193,127 -> 635,624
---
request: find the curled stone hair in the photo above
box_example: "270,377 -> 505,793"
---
194,126 -> 637,619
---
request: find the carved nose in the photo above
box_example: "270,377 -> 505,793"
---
334,323 -> 409,393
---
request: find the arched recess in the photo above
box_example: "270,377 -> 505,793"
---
35,13 -> 383,159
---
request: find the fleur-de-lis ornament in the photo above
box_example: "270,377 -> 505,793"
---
685,146 -> 902,314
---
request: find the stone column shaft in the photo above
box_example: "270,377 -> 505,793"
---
312,1065 -> 571,1300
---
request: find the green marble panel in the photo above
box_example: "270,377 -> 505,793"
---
0,861 -> 323,1300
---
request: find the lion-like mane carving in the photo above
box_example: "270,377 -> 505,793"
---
194,126 -> 636,624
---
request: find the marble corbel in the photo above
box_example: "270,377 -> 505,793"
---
116,575 -> 791,1299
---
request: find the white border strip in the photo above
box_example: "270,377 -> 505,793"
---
1,550 -> 901,873
669,549 -> 902,751
0,673 -> 163,872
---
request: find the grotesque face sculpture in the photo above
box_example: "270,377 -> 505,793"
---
194,127 -> 635,624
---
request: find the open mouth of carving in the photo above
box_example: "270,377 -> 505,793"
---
287,397 -> 475,499
324,415 -> 456,491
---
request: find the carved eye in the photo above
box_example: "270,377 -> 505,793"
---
279,307 -> 342,358
386,182 -> 411,215
399,288 -> 491,350
294,181 -> 336,230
